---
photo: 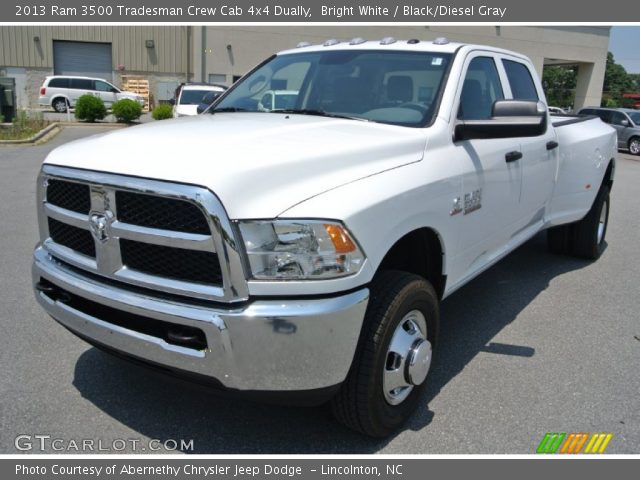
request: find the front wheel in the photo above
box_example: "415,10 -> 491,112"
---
629,137 -> 640,156
331,271 -> 439,437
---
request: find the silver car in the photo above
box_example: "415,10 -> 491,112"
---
578,107 -> 640,155
39,76 -> 145,113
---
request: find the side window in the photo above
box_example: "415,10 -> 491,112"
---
94,80 -> 113,92
70,78 -> 93,90
48,78 -> 69,88
458,56 -> 504,120
610,112 -> 627,126
502,60 -> 539,101
595,110 -> 613,124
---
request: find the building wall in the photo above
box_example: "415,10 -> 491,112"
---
0,26 -> 190,107
0,26 -> 610,110
193,26 -> 610,109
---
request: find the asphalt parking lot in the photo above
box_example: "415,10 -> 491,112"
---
0,126 -> 638,454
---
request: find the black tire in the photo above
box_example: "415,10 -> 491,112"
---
547,224 -> 571,255
629,137 -> 640,156
570,184 -> 610,259
52,98 -> 68,113
331,270 -> 439,437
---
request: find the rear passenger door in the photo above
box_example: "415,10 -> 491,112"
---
69,78 -> 94,105
500,57 -> 557,223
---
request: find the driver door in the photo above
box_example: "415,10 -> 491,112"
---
94,80 -> 117,108
447,53 -> 523,288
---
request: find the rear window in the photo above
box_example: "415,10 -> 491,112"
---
48,78 -> 69,88
503,60 -> 539,101
179,90 -> 212,105
70,78 -> 93,90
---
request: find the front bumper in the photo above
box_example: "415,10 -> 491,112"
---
33,246 -> 368,393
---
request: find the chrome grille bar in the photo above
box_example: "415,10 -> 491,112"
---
37,165 -> 249,303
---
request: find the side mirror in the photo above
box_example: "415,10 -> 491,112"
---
168,98 -> 175,106
454,100 -> 547,141
621,119 -> 630,127
196,103 -> 209,114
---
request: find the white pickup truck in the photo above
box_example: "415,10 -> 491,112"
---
33,38 -> 616,437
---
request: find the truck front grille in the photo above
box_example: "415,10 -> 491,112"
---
116,191 -> 211,234
120,239 -> 222,285
37,166 -> 248,302
46,179 -> 90,214
47,217 -> 96,258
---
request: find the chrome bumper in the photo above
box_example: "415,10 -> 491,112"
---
33,247 -> 368,392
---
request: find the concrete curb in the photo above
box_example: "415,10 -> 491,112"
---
0,123 -> 61,146
0,122 -> 127,146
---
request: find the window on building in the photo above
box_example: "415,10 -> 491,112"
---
208,74 -> 227,85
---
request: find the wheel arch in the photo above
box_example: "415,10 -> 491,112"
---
603,157 -> 615,190
376,227 -> 446,299
51,95 -> 71,107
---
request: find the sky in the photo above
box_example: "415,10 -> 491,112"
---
609,26 -> 640,74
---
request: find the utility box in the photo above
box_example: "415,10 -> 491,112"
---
0,77 -> 17,122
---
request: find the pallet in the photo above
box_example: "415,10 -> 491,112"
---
121,76 -> 150,112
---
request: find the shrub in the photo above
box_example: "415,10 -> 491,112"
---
152,104 -> 174,120
75,95 -> 107,122
112,98 -> 143,123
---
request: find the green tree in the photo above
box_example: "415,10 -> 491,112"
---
601,52 -> 634,107
542,65 -> 577,108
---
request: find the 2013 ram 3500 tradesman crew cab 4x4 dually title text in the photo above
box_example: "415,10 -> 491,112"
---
33,38 -> 616,437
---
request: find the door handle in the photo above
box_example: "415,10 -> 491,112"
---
546,141 -> 559,151
505,151 -> 522,163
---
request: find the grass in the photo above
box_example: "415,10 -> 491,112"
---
0,110 -> 50,141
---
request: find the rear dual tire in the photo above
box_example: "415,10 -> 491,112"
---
331,271 -> 439,438
547,184 -> 610,260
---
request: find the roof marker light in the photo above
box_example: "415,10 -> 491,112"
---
296,41 -> 312,48
323,39 -> 340,47
349,37 -> 366,45
380,37 -> 397,45
433,37 -> 450,45
407,39 -> 420,44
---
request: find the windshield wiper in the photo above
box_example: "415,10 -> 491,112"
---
210,107 -> 248,113
271,109 -> 369,122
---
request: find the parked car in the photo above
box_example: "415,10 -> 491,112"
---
33,39 -> 616,437
578,106 -> 640,155
257,90 -> 300,111
172,83 -> 227,117
39,76 -> 145,113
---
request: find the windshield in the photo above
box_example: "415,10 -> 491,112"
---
213,50 -> 453,127
628,111 -> 640,125
180,89 -> 216,105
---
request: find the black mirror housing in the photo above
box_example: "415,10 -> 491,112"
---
455,100 -> 547,141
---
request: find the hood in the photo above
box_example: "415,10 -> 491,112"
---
45,113 -> 428,218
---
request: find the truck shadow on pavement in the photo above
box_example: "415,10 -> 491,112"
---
71,232 -> 594,453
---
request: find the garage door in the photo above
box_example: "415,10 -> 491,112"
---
53,41 -> 112,81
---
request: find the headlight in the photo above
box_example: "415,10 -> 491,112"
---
238,220 -> 365,280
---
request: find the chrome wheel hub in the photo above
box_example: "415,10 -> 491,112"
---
630,140 -> 640,155
597,198 -> 607,244
383,310 -> 431,406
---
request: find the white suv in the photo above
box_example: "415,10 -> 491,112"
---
39,76 -> 145,113
172,83 -> 227,117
